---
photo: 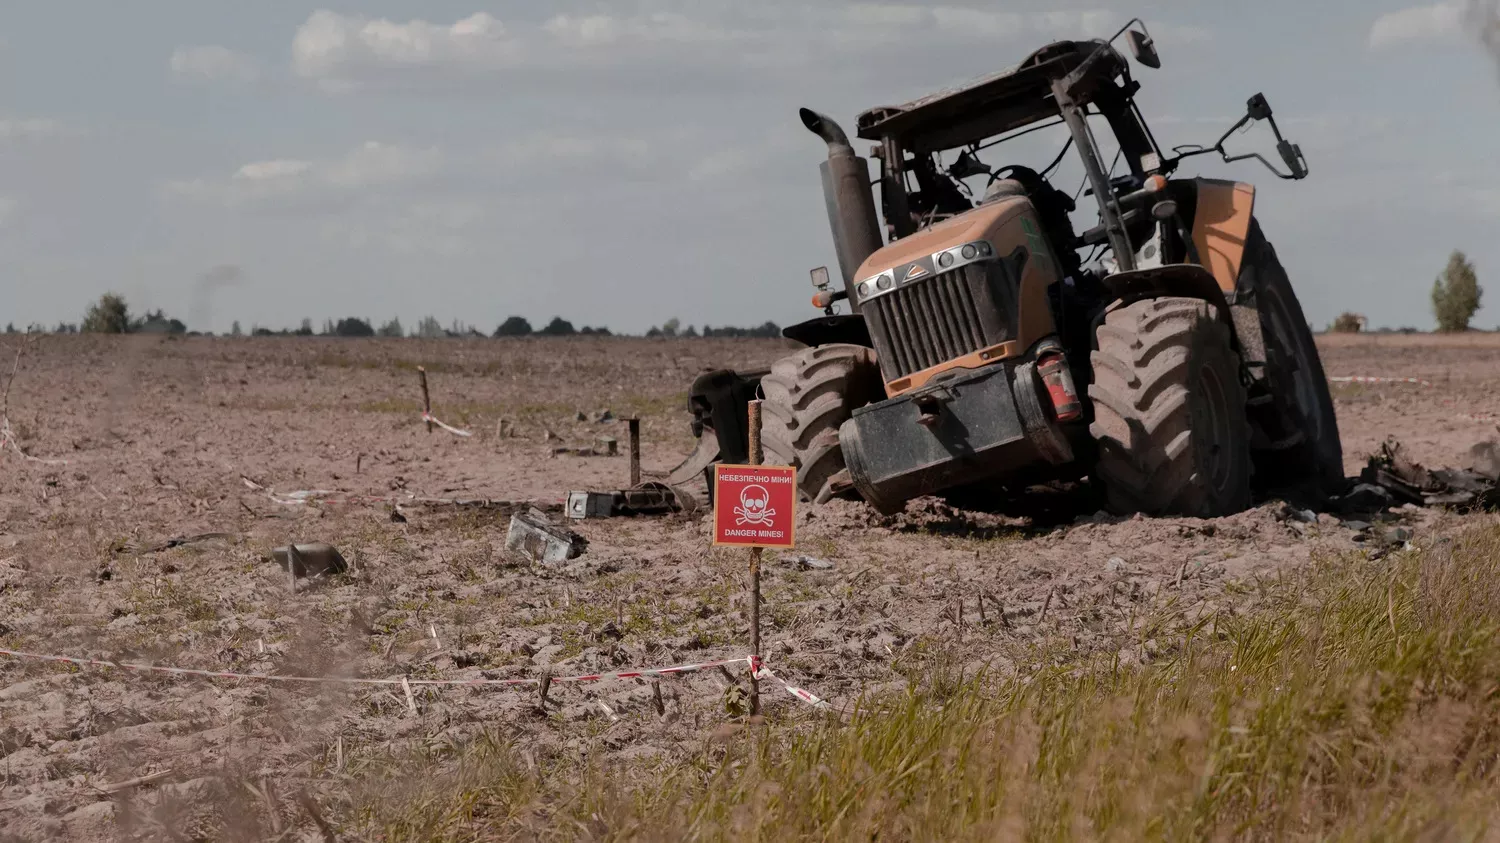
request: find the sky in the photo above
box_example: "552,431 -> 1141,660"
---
1,1 -> 1498,335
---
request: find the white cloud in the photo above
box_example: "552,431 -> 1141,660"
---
1369,2 -> 1464,48
542,12 -> 734,48
287,6 -> 1211,92
234,159 -> 312,181
167,141 -> 442,207
0,117 -> 75,141
321,199 -> 487,257
292,10 -> 518,89
170,45 -> 260,82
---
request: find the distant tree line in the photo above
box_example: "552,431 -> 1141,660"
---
2,294 -> 784,340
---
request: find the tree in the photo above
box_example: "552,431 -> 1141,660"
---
295,318 -> 314,336
538,316 -> 576,336
415,316 -> 444,338
661,317 -> 681,338
377,316 -> 405,337
1329,313 -> 1365,333
231,320 -> 243,336
1431,249 -> 1483,332
333,317 -> 375,337
4,323 -> 14,334
494,316 -> 533,337
131,309 -> 187,334
81,293 -> 131,333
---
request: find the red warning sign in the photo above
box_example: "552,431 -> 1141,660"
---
712,464 -> 797,548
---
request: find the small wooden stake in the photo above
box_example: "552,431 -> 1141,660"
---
286,544 -> 302,594
418,366 -> 433,434
628,417 -> 641,487
651,678 -> 665,717
538,673 -> 553,712
401,676 -> 417,714
747,399 -> 763,717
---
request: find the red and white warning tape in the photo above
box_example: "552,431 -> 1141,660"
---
752,657 -> 832,710
421,412 -> 473,437
0,648 -> 833,710
0,647 -> 750,688
1328,376 -> 1434,387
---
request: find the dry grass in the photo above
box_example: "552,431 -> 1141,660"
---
343,522 -> 1500,841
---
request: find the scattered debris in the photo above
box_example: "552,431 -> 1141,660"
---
117,532 -> 239,555
784,554 -> 835,571
565,482 -> 697,519
505,508 -> 586,563
595,409 -> 615,423
269,542 -> 349,577
1346,438 -> 1500,512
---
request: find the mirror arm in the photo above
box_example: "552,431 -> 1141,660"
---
1220,150 -> 1302,181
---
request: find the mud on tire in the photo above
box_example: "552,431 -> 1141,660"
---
760,343 -> 882,504
1089,297 -> 1253,517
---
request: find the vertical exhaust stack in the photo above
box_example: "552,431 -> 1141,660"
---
800,108 -> 883,313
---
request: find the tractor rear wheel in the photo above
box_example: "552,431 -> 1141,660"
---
761,343 -> 883,504
1089,296 -> 1253,517
1242,218 -> 1344,490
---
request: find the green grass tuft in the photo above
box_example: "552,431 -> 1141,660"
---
342,523 -> 1500,841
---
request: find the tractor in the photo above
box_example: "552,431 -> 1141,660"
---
669,19 -> 1342,518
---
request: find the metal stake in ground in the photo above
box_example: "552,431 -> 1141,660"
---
747,398 -> 763,716
628,417 -> 641,487
418,365 -> 433,434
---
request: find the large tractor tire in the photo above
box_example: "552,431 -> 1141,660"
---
1240,218 -> 1344,489
1089,296 -> 1253,517
761,343 -> 883,504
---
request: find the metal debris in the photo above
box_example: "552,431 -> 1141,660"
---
565,482 -> 698,520
785,554 -> 835,570
505,508 -> 586,564
1346,438 -> 1500,512
269,542 -> 348,577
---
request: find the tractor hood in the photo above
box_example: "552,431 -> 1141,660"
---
850,196 -> 1043,302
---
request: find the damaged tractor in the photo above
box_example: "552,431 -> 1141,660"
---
669,20 -> 1341,518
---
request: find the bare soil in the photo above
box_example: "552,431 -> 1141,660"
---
1,332 -> 1497,840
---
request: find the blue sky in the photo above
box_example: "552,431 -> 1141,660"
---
1,1 -> 1496,334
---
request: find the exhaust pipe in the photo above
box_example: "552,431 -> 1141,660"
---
800,108 -> 882,313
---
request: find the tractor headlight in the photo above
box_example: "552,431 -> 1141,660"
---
961,244 -> 978,260
858,281 -> 873,299
876,274 -> 893,291
937,252 -> 955,269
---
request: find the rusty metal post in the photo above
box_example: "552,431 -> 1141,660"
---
747,399 -> 763,716
418,366 -> 433,434
628,417 -> 641,487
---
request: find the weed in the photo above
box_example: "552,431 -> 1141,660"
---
344,522 -> 1500,841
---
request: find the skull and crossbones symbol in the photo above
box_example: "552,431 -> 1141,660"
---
734,484 -> 776,526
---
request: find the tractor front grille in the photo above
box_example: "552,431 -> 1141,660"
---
863,262 -> 1015,382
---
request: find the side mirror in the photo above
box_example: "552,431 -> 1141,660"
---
1126,30 -> 1160,69
810,266 -> 831,290
946,150 -> 991,181
1246,92 -> 1273,122
1276,140 -> 1308,179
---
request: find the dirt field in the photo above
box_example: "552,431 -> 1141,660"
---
2,332 -> 1498,839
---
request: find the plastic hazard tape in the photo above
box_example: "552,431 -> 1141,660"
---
1328,376 -> 1434,387
752,657 -> 832,710
421,412 -> 473,437
0,647 -> 750,688
0,648 -> 835,710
